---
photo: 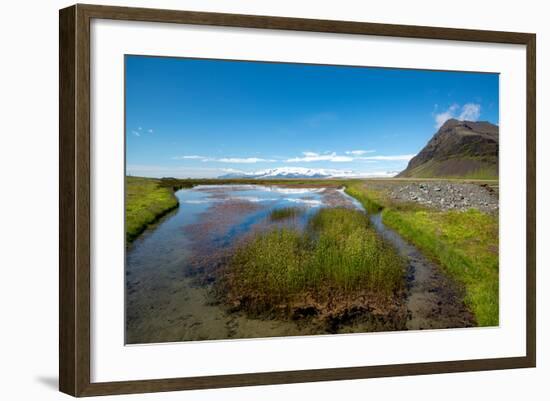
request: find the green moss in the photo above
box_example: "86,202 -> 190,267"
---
126,176 -> 179,244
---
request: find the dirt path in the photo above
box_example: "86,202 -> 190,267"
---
369,213 -> 475,329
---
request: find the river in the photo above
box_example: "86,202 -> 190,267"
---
125,184 -> 473,344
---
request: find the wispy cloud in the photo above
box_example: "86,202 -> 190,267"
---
345,150 -> 375,155
131,126 -> 155,136
172,155 -> 205,160
286,152 -> 353,163
458,103 -> 481,121
434,103 -> 482,128
286,151 -> 413,163
434,104 -> 459,128
172,151 -> 414,165
216,157 -> 276,163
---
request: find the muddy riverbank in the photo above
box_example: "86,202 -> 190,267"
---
369,213 -> 475,329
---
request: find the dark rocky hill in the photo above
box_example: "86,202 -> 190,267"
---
397,119 -> 499,179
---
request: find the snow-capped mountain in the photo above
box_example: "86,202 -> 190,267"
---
218,167 -> 398,179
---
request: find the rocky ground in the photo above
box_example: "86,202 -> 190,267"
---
370,181 -> 499,214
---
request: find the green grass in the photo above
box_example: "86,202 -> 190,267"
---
269,207 -> 305,221
126,175 -> 498,325
126,176 -> 179,244
400,158 -> 498,180
345,182 -> 499,326
226,208 -> 405,313
344,182 -> 384,213
458,168 -> 499,180
382,208 -> 498,326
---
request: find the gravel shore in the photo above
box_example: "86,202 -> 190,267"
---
369,181 -> 499,214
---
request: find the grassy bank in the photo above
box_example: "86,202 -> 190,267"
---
344,182 -> 384,213
225,208 -> 405,315
345,182 -> 498,326
126,176 -> 179,244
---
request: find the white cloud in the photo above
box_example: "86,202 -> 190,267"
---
132,131 -> 140,137
458,103 -> 481,121
148,129 -> 154,133
216,157 -> 276,163
286,152 -> 353,163
172,151 -> 414,166
345,150 -> 375,155
286,151 -> 412,163
434,104 -> 459,128
434,103 -> 482,128
172,155 -> 205,160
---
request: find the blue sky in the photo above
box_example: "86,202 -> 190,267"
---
126,55 -> 499,178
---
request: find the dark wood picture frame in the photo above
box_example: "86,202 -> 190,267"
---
59,3 -> 536,397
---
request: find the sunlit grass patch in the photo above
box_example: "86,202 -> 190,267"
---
126,176 -> 179,244
344,183 -> 384,213
225,208 -> 405,314
382,208 -> 498,326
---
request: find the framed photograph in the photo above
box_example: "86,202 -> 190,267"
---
59,4 -> 536,397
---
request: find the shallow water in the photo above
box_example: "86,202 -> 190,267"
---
369,213 -> 475,329
125,185 -> 362,344
126,184 -> 474,344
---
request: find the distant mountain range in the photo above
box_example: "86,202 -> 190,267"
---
397,119 -> 499,179
218,167 -> 399,179
215,119 -> 498,180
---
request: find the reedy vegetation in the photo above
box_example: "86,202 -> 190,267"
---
226,208 -> 405,313
268,207 -> 306,221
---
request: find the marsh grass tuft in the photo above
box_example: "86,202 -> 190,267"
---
226,208 -> 405,314
268,207 -> 306,221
